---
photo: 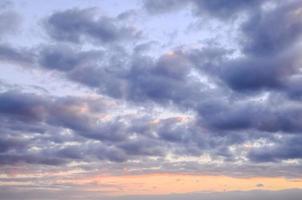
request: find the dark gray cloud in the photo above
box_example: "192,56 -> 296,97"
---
248,136 -> 302,162
0,154 -> 66,166
0,44 -> 35,66
40,43 -> 302,138
125,52 -> 201,106
0,91 -> 129,143
0,136 -> 27,153
29,2 -> 302,169
241,1 -> 302,56
144,0 -> 264,19
44,8 -> 141,44
0,90 -> 197,166
143,0 -> 302,96
0,90 -> 260,170
0,91 -> 127,165
38,44 -> 103,71
220,56 -> 288,91
191,0 -> 263,19
218,1 -> 302,93
66,49 -> 205,107
0,91 -> 46,122
197,95 -> 302,134
1,86 -> 302,178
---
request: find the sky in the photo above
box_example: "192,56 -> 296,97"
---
1,0 -> 302,199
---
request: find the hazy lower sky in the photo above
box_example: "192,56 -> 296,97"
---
1,0 -> 302,199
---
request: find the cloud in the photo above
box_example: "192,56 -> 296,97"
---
0,44 -> 35,66
44,8 -> 141,44
0,90 -> 129,165
143,0 -> 188,14
144,0 -> 264,19
241,1 -> 302,56
248,136 -> 302,162
1,0 -> 302,190
0,3 -> 21,40
1,87 -> 301,178
38,44 -> 103,71
218,1 -> 302,93
191,0 -> 263,19
12,0 -> 302,171
0,90 -> 199,166
0,91 -> 47,122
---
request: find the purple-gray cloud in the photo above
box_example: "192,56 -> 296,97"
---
0,1 -> 302,197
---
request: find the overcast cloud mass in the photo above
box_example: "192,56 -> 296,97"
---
1,0 -> 302,199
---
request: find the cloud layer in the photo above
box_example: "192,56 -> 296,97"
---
1,0 -> 302,197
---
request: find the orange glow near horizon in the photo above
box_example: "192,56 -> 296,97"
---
57,173 -> 302,196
